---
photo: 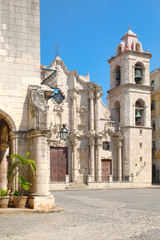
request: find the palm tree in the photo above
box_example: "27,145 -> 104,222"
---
8,152 -> 36,196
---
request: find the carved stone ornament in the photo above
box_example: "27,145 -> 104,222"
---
103,108 -> 111,118
52,102 -> 64,112
77,105 -> 88,112
49,122 -> 61,141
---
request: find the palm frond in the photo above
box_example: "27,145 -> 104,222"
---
9,153 -> 26,166
26,159 -> 36,176
25,152 -> 30,160
7,161 -> 21,180
18,177 -> 32,191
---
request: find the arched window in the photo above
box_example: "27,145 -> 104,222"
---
115,65 -> 121,86
135,43 -> 141,52
151,100 -> 155,110
114,101 -> 120,122
135,100 -> 145,126
135,62 -> 143,84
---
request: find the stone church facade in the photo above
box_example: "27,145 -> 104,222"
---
41,56 -> 121,190
0,0 -> 152,208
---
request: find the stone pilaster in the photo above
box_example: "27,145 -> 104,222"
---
116,141 -> 122,181
95,92 -> 101,134
89,91 -> 94,132
71,138 -> 78,182
96,138 -> 102,182
70,91 -> 77,132
89,138 -> 95,181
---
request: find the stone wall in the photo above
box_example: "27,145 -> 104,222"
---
0,0 -> 40,131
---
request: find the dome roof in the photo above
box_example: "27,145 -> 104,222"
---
116,29 -> 143,55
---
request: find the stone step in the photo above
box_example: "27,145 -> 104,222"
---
69,183 -> 88,190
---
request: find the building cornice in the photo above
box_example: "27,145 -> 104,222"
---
108,50 -> 152,64
121,126 -> 152,130
107,83 -> 151,94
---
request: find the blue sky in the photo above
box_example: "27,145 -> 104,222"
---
40,0 -> 160,103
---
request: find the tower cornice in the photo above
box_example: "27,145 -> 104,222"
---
108,50 -> 152,64
107,83 -> 152,94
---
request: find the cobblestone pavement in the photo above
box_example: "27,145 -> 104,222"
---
0,188 -> 160,240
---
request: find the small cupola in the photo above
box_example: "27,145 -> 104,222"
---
116,29 -> 143,56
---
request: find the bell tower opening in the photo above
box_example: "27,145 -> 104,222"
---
115,66 -> 121,86
135,100 -> 145,126
135,63 -> 143,84
113,65 -> 121,87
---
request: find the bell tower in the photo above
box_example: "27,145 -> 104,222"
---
107,29 -> 152,185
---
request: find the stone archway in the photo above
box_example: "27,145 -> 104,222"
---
0,119 -> 10,188
0,111 -> 16,189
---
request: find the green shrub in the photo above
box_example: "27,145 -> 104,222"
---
0,188 -> 8,197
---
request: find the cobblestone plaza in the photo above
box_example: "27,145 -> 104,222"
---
0,188 -> 160,240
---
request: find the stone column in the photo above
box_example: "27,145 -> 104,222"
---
117,141 -> 122,181
9,132 -> 18,192
27,130 -> 55,209
89,91 -> 94,131
96,139 -> 102,182
89,138 -> 95,181
95,92 -> 101,134
71,91 -> 77,132
72,139 -> 78,182
28,131 -> 50,196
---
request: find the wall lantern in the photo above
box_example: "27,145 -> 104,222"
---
60,124 -> 68,140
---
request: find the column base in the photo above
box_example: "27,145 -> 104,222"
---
118,176 -> 122,181
27,194 -> 55,210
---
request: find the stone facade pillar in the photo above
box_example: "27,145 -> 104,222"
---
89,138 -> 95,181
72,139 -> 78,182
28,130 -> 50,196
89,91 -> 94,131
27,130 -> 55,209
95,92 -> 101,134
96,139 -> 102,182
71,91 -> 77,132
9,132 -> 18,192
117,141 -> 122,181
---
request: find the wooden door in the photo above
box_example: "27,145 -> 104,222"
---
102,159 -> 112,181
50,147 -> 68,181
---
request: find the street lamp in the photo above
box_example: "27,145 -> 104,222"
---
60,124 -> 68,140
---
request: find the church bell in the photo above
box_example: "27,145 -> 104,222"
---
135,110 -> 141,118
135,68 -> 142,82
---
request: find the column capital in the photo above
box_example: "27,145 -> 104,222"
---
9,132 -> 18,140
96,138 -> 103,146
114,140 -> 122,147
70,138 -> 78,146
69,89 -> 77,99
27,130 -> 50,139
96,92 -> 102,98
89,138 -> 95,145
88,90 -> 94,99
